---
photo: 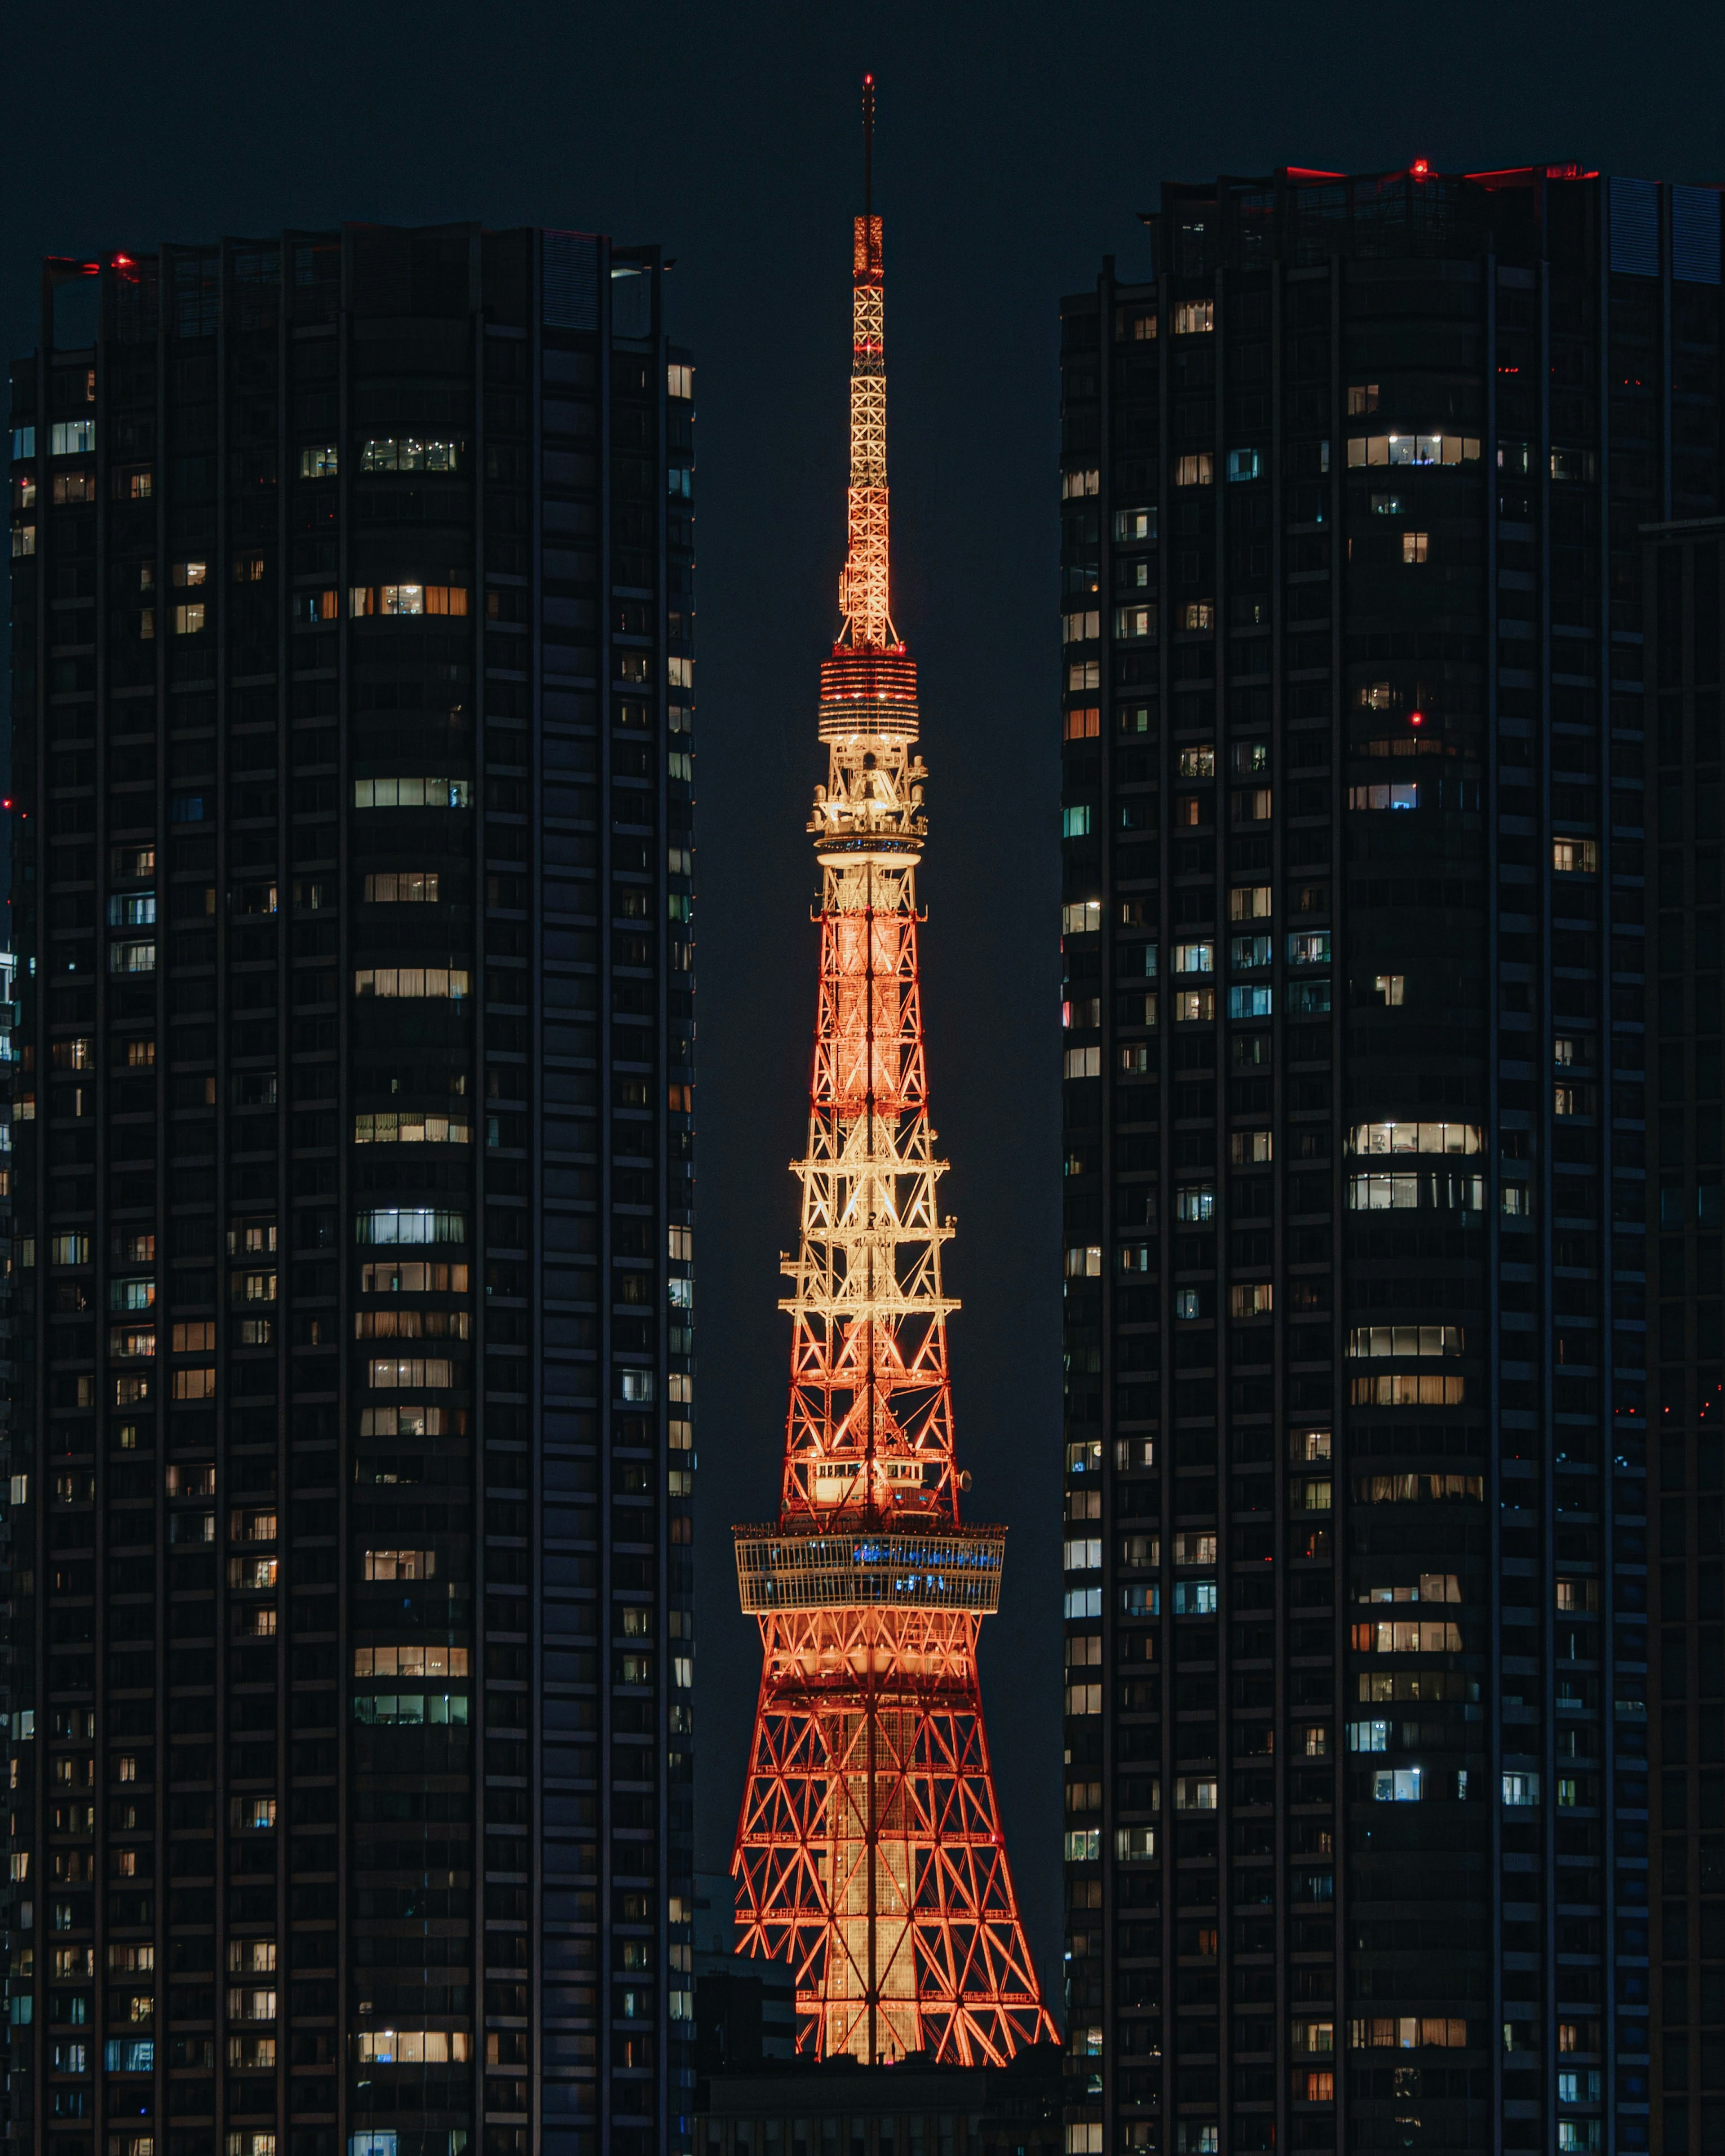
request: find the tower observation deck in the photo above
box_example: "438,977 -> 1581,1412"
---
730,78 -> 1056,2069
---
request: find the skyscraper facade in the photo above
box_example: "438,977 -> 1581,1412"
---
5,221 -> 696,2156
1641,514 -> 1725,2156
1058,166 -> 1724,2156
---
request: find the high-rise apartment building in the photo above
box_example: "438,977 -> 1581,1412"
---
1057,166 -> 1725,2156
4,221 -> 697,2156
1641,514 -> 1725,2156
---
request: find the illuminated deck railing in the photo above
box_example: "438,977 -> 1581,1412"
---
734,1523 -> 1006,1615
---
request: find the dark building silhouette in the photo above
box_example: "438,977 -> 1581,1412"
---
691,1872 -> 793,2075
4,222 -> 697,2156
695,2045 -> 1065,2156
1641,515 -> 1725,2156
1056,166 -> 1725,2156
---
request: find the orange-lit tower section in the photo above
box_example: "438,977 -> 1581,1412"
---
731,78 -> 1055,2069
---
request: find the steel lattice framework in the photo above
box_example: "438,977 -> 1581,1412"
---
731,77 -> 1055,2071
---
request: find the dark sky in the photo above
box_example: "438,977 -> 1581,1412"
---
7,0 -> 1725,2011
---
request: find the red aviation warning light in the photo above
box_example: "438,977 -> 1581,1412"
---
730,76 -> 1055,2069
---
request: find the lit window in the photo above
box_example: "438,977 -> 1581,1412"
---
1348,782 -> 1419,810
1061,899 -> 1101,933
352,967 -> 469,1001
1402,531 -> 1429,564
1287,930 -> 1330,966
1062,805 -> 1092,839
1063,707 -> 1100,741
1115,604 -> 1155,640
1061,468 -> 1100,499
1371,1768 -> 1423,1802
298,445 -> 338,478
1230,1131 -> 1271,1164
1347,1323 -> 1463,1359
1062,609 -> 1101,644
49,420 -> 96,456
352,778 -> 471,810
1173,300 -> 1213,335
1177,745 -> 1215,779
1172,942 -> 1213,974
358,438 -> 462,473
354,1209 -> 467,1247
1373,973 -> 1405,1005
1346,383 -> 1380,416
1175,1186 -> 1214,1223
1231,934 -> 1271,970
1112,507 -> 1155,542
10,524 -> 35,558
1229,885 -> 1271,921
667,364 -> 694,399
1228,985 -> 1272,1019
1348,1121 -> 1482,1156
1173,989 -> 1215,1022
1174,452 -> 1214,487
1501,1772 -> 1539,1806
1229,1282 -> 1271,1318
1181,601 -> 1214,630
1553,837 -> 1599,874
1225,447 -> 1261,482
1346,433 -> 1480,469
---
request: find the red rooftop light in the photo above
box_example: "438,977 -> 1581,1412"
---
1411,159 -> 1430,177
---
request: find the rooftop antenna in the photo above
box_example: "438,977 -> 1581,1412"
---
862,73 -> 875,217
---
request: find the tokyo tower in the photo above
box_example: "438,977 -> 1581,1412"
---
730,77 -> 1056,2068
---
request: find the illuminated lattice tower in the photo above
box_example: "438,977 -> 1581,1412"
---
730,79 -> 1055,2069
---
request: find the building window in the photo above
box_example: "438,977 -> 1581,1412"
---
358,438 -> 462,473
298,445 -> 339,477
1173,300 -> 1213,335
1061,468 -> 1100,499
353,966 -> 469,1001
1345,433 -> 1480,468
1174,452 -> 1214,487
353,777 -> 471,810
1348,1120 -> 1481,1156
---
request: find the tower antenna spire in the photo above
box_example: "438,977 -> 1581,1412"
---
862,72 -> 875,217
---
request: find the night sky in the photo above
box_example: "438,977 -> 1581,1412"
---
6,0 -> 1724,2010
